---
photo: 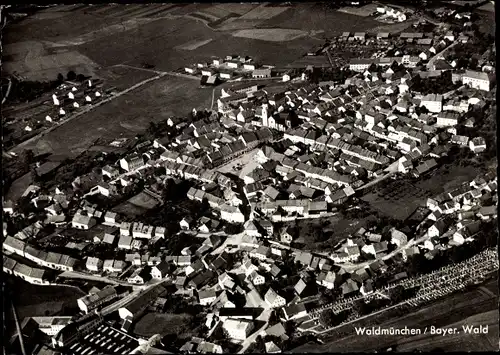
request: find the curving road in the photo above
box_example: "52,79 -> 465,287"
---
426,40 -> 458,70
2,78 -> 12,105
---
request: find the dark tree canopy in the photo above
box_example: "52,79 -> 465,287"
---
67,71 -> 76,81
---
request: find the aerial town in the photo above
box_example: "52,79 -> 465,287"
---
2,1 -> 498,354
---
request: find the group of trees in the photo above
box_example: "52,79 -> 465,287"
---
319,308 -> 350,328
57,71 -> 87,83
410,71 -> 460,95
308,67 -> 355,84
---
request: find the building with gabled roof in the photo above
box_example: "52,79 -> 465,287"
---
264,288 -> 286,308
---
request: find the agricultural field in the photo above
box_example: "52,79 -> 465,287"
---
415,163 -> 479,196
238,4 -> 289,20
258,3 -> 380,36
233,29 -> 309,42
337,3 -> 379,17
207,3 -> 258,17
2,41 -> 99,82
362,179 -> 432,221
133,312 -> 193,338
288,55 -> 331,68
175,39 -> 214,51
76,16 -> 318,71
295,278 -> 498,353
95,65 -> 156,91
20,75 -> 212,158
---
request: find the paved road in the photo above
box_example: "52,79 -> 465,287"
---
9,72 -> 169,155
426,40 -> 458,70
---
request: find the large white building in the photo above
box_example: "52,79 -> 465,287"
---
349,59 -> 373,72
222,319 -> 255,340
119,155 -> 144,172
420,93 -> 443,113
462,70 -> 495,92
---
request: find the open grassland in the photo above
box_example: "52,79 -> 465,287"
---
233,29 -> 309,42
112,201 -> 149,218
362,179 -> 432,221
415,164 -> 479,196
76,17 -> 320,71
337,3 -> 379,17
127,191 -> 160,210
96,66 -> 156,91
258,3 -> 380,36
4,4 -> 332,81
239,4 -> 289,20
175,38 -> 214,51
22,75 -> 212,157
5,275 -> 85,319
